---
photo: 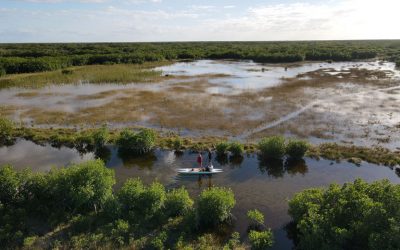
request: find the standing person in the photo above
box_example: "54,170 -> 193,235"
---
208,149 -> 212,163
197,152 -> 203,169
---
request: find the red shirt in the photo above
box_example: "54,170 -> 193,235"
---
197,155 -> 202,164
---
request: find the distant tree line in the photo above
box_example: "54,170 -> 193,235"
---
0,40 -> 399,74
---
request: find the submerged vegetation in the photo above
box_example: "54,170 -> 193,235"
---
288,179 -> 400,250
1,41 -> 400,77
0,160 -> 271,249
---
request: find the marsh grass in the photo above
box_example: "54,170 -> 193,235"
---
0,62 -> 169,89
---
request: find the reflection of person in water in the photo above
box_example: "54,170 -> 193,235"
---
197,175 -> 212,188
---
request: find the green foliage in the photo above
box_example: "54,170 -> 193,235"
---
149,231 -> 168,250
0,165 -> 21,204
288,179 -> 400,250
164,187 -> 194,217
110,219 -> 130,247
197,187 -> 236,228
229,141 -> 244,157
258,136 -> 286,159
286,139 -> 309,159
0,117 -> 14,144
91,125 -> 109,148
0,66 -> 5,76
0,41 -> 394,76
117,178 -> 166,221
172,137 -> 183,151
224,232 -> 241,250
216,141 -> 230,156
247,209 -> 264,226
116,128 -> 156,155
248,230 -> 274,250
23,236 -> 38,247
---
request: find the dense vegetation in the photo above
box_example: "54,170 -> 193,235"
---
288,179 -> 400,250
0,160 -> 273,249
1,40 -> 400,75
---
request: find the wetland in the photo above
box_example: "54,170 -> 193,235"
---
1,41 -> 400,249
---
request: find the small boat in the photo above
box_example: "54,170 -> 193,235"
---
177,168 -> 223,175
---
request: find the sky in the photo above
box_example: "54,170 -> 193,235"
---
0,0 -> 399,42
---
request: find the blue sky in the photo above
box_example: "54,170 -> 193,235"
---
0,0 -> 399,42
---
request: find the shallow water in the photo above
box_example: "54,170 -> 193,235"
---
1,139 -> 399,249
156,60 -> 400,93
1,60 -> 400,149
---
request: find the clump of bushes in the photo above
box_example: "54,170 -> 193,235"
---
197,187 -> 235,228
216,141 -> 244,157
216,141 -> 230,156
91,125 -> 109,149
286,139 -> 309,159
288,179 -> 400,250
247,209 -> 264,227
165,187 -> 193,217
258,136 -> 286,159
116,128 -> 156,155
172,137 -> 183,152
0,160 -> 241,248
229,141 -> 244,157
258,136 -> 309,159
248,230 -> 274,250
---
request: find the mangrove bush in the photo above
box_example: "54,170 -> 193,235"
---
288,179 -> 400,250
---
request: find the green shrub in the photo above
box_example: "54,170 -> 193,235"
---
0,118 -> 14,144
172,137 -> 183,151
0,66 -> 5,76
48,159 -> 115,214
110,219 -> 130,247
23,236 -> 37,247
116,128 -> 156,155
288,179 -> 400,250
91,125 -> 109,148
229,141 -> 244,157
285,139 -> 309,159
117,178 -> 145,219
164,187 -> 193,217
149,231 -> 167,250
224,232 -> 241,250
0,165 -> 21,204
197,187 -> 235,228
216,141 -> 230,156
248,230 -> 274,250
258,136 -> 286,159
247,209 -> 264,226
117,179 -> 166,221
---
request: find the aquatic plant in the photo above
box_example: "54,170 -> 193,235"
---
229,141 -> 244,157
247,209 -> 265,226
116,128 -> 156,155
288,179 -> 400,250
248,230 -> 274,250
0,117 -> 14,144
172,137 -> 183,152
258,136 -> 286,159
197,187 -> 236,228
285,139 -> 309,159
91,125 -> 109,148
216,141 -> 230,156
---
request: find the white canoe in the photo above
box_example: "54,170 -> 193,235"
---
177,168 -> 223,174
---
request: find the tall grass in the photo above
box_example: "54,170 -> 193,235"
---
0,63 -> 166,89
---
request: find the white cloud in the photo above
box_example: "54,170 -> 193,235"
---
1,0 -> 399,42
